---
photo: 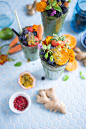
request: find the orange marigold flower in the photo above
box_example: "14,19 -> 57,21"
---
44,36 -> 52,45
68,49 -> 75,62
42,36 -> 53,46
32,24 -> 38,32
45,36 -> 53,45
42,41 -> 46,45
36,2 -> 47,12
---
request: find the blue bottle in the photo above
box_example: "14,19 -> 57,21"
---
71,0 -> 86,32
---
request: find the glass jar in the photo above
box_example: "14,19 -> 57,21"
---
71,0 -> 86,32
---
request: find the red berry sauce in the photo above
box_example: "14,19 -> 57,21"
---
13,96 -> 28,111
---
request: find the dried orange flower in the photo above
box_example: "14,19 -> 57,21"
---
36,2 -> 47,12
32,24 -> 38,32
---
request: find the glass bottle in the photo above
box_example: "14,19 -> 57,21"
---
71,0 -> 86,32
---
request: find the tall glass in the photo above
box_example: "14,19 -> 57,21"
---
71,0 -> 86,32
0,1 -> 14,28
40,59 -> 67,80
21,44 -> 39,61
41,12 -> 67,37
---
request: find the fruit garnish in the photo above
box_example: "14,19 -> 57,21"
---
51,40 -> 65,46
36,0 -> 71,18
27,27 -> 33,32
28,36 -> 39,47
40,34 -> 75,67
23,29 -> 28,34
61,7 -> 68,14
33,31 -> 37,36
52,48 -> 69,65
51,34 -> 66,46
66,59 -> 78,71
63,34 -> 77,49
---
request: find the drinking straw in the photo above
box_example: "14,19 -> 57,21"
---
14,10 -> 22,33
12,28 -> 20,37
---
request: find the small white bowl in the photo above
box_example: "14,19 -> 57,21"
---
81,31 -> 86,48
9,92 -> 31,114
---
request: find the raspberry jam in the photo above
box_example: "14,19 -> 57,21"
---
13,96 -> 28,111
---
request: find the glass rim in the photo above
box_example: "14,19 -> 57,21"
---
41,11 -> 68,22
77,0 -> 86,16
21,43 -> 38,49
40,58 -> 68,68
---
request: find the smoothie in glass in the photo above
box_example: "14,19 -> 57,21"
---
39,34 -> 75,79
36,0 -> 71,37
19,24 -> 43,61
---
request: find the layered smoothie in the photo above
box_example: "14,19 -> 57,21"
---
19,24 -> 43,61
39,34 -> 75,79
36,0 -> 71,37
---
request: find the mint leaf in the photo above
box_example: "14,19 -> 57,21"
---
47,44 -> 51,50
63,75 -> 69,81
80,71 -> 82,76
80,71 -> 85,79
14,62 -> 22,67
53,6 -> 62,12
81,76 -> 85,79
50,56 -> 53,62
48,0 -> 51,4
49,51 -> 52,55
51,1 -> 57,6
45,52 -> 48,59
43,45 -> 47,50
45,5 -> 52,10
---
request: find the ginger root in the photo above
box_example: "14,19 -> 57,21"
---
74,47 -> 86,66
26,0 -> 37,16
36,88 -> 66,114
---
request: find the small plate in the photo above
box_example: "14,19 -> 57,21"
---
9,92 -> 31,114
81,31 -> 86,48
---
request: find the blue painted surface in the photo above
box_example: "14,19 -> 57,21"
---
0,0 -> 86,129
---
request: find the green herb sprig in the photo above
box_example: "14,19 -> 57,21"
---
14,62 -> 22,67
80,71 -> 85,79
63,75 -> 69,81
42,44 -> 53,62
